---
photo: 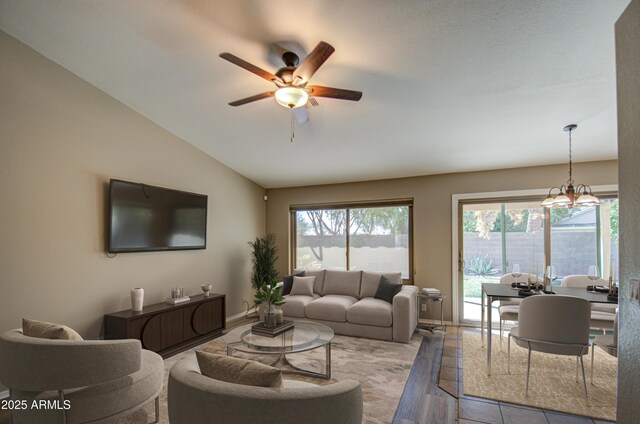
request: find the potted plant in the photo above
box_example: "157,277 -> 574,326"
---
254,280 -> 285,327
248,233 -> 279,320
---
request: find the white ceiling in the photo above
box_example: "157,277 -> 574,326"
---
0,0 -> 629,188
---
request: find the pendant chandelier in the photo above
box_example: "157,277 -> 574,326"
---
541,124 -> 600,208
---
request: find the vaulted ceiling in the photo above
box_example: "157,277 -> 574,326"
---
0,1 -> 629,188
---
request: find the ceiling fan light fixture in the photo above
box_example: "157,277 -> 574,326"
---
274,87 -> 308,109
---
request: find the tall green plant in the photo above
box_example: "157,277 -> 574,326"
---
248,233 -> 279,290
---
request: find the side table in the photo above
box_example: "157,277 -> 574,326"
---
417,293 -> 446,332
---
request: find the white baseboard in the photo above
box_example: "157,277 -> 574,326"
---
0,389 -> 8,399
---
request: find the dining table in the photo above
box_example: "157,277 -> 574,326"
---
481,283 -> 618,376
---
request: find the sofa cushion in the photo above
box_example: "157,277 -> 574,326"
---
22,318 -> 83,341
347,298 -> 393,327
294,269 -> 326,295
282,271 -> 304,296
281,294 -> 319,318
322,270 -> 362,298
195,351 -> 282,387
360,272 -> 402,298
374,276 -> 403,304
290,276 -> 316,296
306,295 -> 359,322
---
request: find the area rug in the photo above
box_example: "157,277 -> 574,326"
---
115,330 -> 422,424
462,332 -> 617,421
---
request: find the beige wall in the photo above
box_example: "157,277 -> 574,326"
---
266,161 -> 618,322
615,0 -> 640,421
0,30 -> 265,341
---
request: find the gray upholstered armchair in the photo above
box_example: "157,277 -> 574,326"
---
168,355 -> 363,424
0,329 -> 164,424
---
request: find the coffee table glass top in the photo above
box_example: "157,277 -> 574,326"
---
226,321 -> 334,354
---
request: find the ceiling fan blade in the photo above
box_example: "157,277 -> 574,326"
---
293,107 -> 309,123
308,97 -> 320,107
292,41 -> 335,85
219,53 -> 283,84
307,85 -> 362,101
228,91 -> 274,107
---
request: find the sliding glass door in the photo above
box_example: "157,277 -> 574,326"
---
459,197 -> 618,323
461,201 -> 545,322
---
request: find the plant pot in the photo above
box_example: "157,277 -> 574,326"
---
258,303 -> 268,321
263,304 -> 277,328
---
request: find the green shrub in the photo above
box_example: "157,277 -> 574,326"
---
465,253 -> 499,277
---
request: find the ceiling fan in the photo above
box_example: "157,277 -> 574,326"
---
219,41 -> 362,123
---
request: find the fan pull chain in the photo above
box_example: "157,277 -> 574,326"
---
290,109 -> 295,143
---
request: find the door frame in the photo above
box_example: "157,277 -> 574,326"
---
451,184 -> 618,325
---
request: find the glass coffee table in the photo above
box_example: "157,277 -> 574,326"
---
225,320 -> 334,379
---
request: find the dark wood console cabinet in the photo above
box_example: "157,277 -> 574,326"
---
105,293 -> 225,358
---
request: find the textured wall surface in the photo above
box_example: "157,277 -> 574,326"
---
0,30 -> 265,342
615,0 -> 640,421
266,161 -> 618,322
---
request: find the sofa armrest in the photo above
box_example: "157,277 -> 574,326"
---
392,285 -> 418,343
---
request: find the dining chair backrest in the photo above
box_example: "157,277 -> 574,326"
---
499,273 -> 543,284
561,275 -> 607,288
518,295 -> 591,355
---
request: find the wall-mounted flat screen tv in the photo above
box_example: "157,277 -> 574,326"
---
108,179 -> 207,253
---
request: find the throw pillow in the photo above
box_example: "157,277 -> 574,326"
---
195,351 -> 282,387
290,276 -> 316,296
374,275 -> 403,304
282,271 -> 305,296
22,318 -> 83,340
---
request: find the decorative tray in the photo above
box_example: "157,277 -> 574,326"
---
518,289 -> 540,296
251,320 -> 294,337
517,289 -> 556,297
512,282 -> 544,290
165,296 -> 191,305
586,285 -> 611,293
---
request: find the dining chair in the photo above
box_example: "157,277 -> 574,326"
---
561,275 -> 617,331
498,273 -> 543,341
508,295 -> 591,400
591,310 -> 618,384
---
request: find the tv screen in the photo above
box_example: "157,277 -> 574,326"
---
108,179 -> 207,253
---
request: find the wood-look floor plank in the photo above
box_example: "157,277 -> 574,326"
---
393,331 -> 457,424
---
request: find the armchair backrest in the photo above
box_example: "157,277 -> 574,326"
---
0,330 -> 142,391
168,356 -> 363,424
517,295 -> 590,355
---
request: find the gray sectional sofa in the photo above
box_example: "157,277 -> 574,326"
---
281,270 -> 418,343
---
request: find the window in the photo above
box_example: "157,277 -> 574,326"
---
292,202 -> 412,280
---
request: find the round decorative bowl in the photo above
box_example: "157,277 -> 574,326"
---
201,284 -> 212,296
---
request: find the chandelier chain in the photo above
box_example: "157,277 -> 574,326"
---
568,127 -> 573,185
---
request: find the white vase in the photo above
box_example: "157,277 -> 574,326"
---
131,288 -> 144,311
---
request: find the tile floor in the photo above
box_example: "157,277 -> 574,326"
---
441,326 -> 616,424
